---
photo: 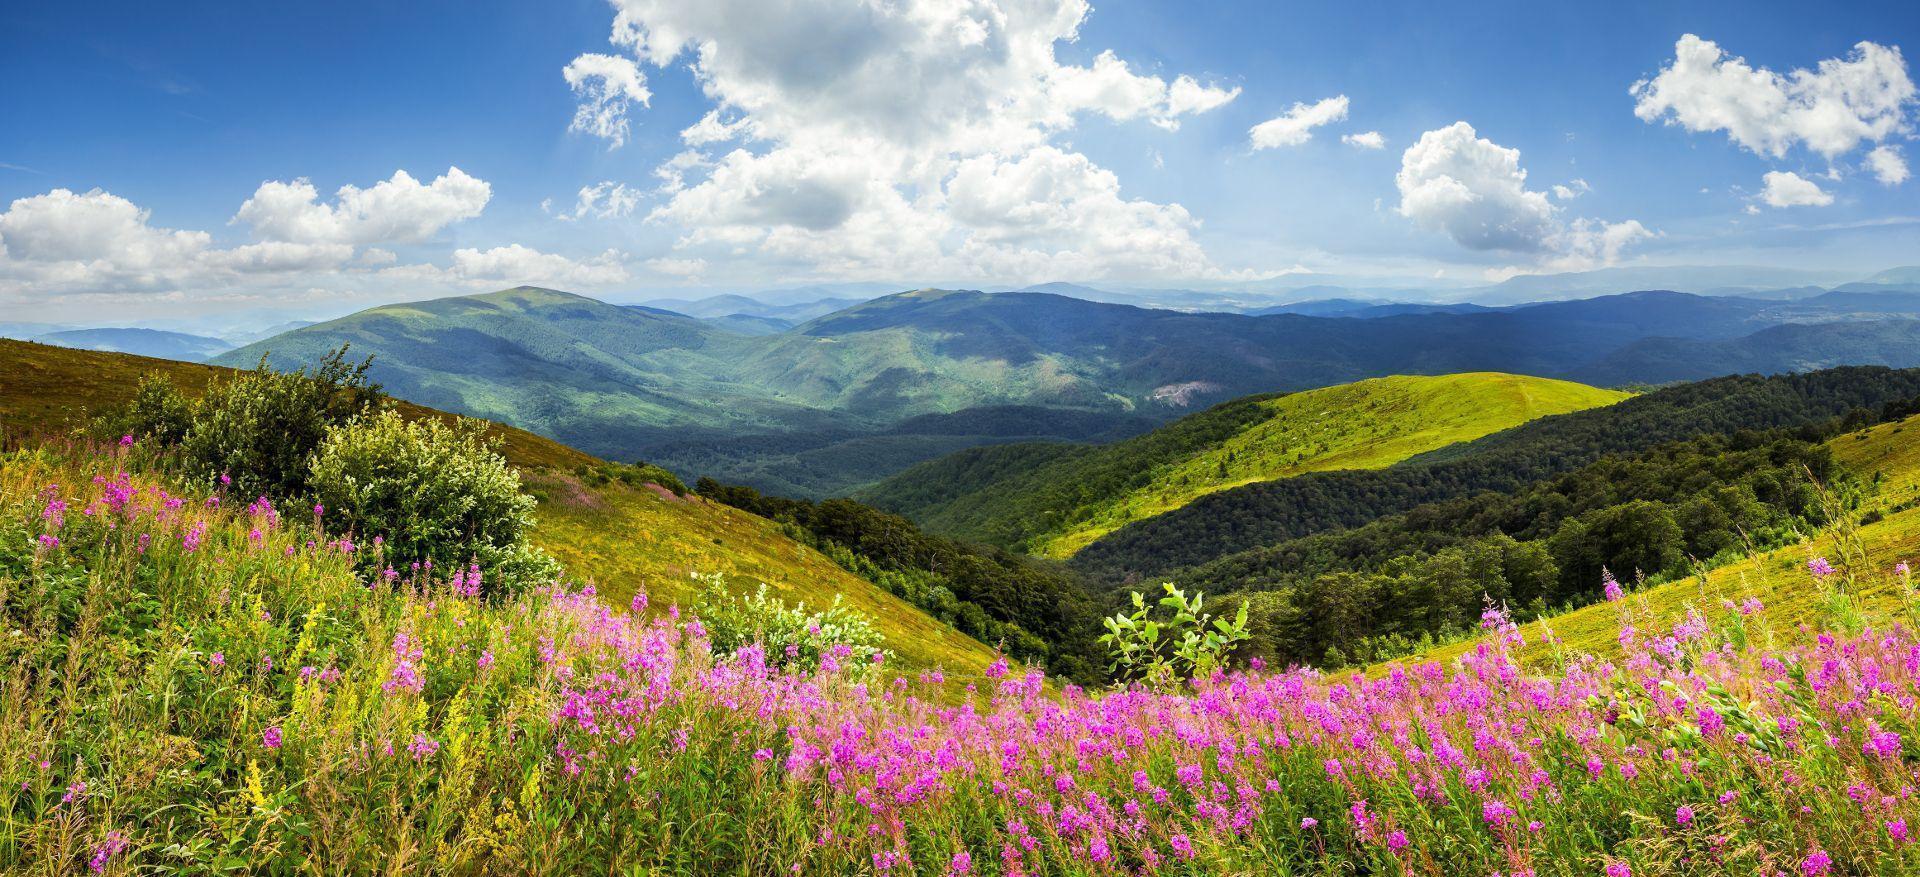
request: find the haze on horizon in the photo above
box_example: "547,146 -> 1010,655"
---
1,0 -> 1917,324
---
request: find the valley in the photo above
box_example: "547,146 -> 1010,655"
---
200,281 -> 1920,497
15,5 -> 1920,870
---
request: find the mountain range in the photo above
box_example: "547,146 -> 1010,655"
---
33,327 -> 235,362
210,282 -> 1920,494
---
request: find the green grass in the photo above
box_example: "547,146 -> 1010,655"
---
0,338 -> 999,683
524,472 -> 1001,681
1040,373 -> 1630,556
864,373 -> 1629,557
1402,410 -> 1920,670
0,338 -> 596,471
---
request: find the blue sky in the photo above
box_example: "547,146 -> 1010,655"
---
1,0 -> 1916,322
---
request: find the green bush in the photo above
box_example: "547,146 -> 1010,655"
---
692,572 -> 888,673
309,409 -> 555,597
1100,583 -> 1249,687
105,372 -> 195,445
178,346 -> 381,499
575,461 -> 688,495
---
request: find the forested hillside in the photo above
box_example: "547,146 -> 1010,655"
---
696,479 -> 1105,681
1209,431 -> 1848,666
1070,367 -> 1920,583
861,373 -> 1627,555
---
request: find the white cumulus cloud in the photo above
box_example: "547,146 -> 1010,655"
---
564,0 -> 1252,284
1249,96 -> 1350,149
1867,145 -> 1911,186
0,182 -> 625,317
1395,122 -> 1653,271
1632,34 -> 1915,159
0,187 -> 356,299
1341,131 -> 1385,150
563,53 -> 652,148
233,167 -> 491,246
1049,51 -> 1240,131
1759,170 -> 1835,207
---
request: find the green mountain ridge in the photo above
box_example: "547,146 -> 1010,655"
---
34,327 -> 234,362
859,373 -> 1629,556
1067,367 -> 1920,586
219,285 -> 1920,492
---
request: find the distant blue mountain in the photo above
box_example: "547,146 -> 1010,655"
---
34,328 -> 233,362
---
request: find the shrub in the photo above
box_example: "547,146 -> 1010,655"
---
309,409 -> 555,597
575,461 -> 688,495
692,572 -> 888,672
178,346 -> 381,499
105,372 -> 195,445
1100,583 -> 1249,687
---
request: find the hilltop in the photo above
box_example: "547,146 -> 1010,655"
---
1069,367 -> 1920,586
861,373 -> 1628,556
0,339 -> 1000,679
215,285 -> 1920,493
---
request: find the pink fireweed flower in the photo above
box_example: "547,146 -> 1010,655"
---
1675,805 -> 1693,827
88,831 -> 128,873
407,733 -> 440,761
1168,834 -> 1194,860
1602,572 -> 1625,602
1807,557 -> 1835,577
1864,725 -> 1902,760
1300,817 -> 1318,830
208,652 -> 225,671
948,850 -> 972,875
1800,850 -> 1832,875
1386,830 -> 1408,850
1606,864 -> 1632,877
1890,819 -> 1912,843
118,434 -> 134,447
262,726 -> 282,749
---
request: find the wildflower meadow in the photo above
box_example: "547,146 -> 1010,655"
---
4,439 -> 1920,875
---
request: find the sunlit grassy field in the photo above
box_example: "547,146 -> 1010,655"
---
0,339 -> 998,683
525,471 -> 1001,681
1040,373 -> 1630,557
1407,410 -> 1920,669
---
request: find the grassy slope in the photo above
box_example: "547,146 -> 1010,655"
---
1041,373 -> 1630,557
1403,411 -> 1920,669
0,338 -> 593,470
866,373 -> 1626,557
524,473 -> 998,678
0,338 -> 1000,678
